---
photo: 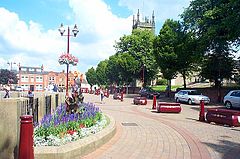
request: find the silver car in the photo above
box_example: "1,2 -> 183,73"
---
174,90 -> 210,105
223,90 -> 240,109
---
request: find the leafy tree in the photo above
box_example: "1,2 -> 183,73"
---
234,57 -> 240,85
85,67 -> 97,87
105,55 -> 122,85
181,0 -> 238,87
0,69 -> 17,84
95,60 -> 108,86
117,52 -> 139,85
174,22 -> 200,88
106,53 -> 139,86
153,19 -> 179,94
114,29 -> 158,86
201,54 -> 236,87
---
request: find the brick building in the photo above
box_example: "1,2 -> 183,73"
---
18,65 -> 89,92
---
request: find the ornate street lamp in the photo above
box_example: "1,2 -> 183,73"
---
142,64 -> 145,87
58,23 -> 79,96
7,61 -> 16,71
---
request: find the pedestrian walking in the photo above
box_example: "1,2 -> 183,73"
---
27,90 -> 34,114
100,88 -> 104,103
3,85 -> 10,98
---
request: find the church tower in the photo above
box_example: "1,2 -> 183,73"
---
132,9 -> 155,34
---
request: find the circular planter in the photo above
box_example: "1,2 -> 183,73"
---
34,114 -> 116,159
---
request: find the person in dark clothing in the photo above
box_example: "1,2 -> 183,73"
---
4,89 -> 10,98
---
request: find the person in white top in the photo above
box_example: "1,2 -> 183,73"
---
4,85 -> 10,98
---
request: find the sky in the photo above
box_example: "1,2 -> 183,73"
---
0,0 -> 190,74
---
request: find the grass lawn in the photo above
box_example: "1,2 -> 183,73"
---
151,85 -> 181,92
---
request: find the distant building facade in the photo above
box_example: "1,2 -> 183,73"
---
18,65 -> 46,91
132,9 -> 155,34
18,65 -> 89,92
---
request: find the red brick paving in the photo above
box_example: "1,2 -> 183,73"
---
80,94 -> 240,159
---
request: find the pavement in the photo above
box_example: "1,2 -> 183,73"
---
78,93 -> 240,159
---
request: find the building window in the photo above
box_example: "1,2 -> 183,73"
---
30,76 -> 34,82
36,76 -> 43,82
29,68 -> 35,72
36,84 -> 43,91
21,84 -> 29,90
49,77 -> 55,81
21,76 -> 29,82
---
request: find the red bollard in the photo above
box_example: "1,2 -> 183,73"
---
199,100 -> 205,122
152,95 -> 157,109
121,92 -> 123,102
18,115 -> 34,159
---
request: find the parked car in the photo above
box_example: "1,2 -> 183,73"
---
174,90 -> 210,105
139,87 -> 160,99
223,90 -> 240,109
15,86 -> 23,91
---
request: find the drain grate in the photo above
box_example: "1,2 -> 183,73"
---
122,122 -> 138,126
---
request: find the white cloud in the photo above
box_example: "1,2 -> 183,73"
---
0,1 -> 132,73
118,0 -> 190,22
0,0 -> 190,73
0,57 -> 7,69
68,0 -> 132,63
0,7 -> 66,71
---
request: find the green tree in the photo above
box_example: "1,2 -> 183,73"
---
0,69 -> 17,84
106,53 -> 139,86
95,60 -> 108,86
234,57 -> 240,85
181,0 -> 238,87
117,52 -> 139,85
105,55 -> 122,85
153,19 -> 179,94
114,29 -> 158,86
85,67 -> 97,87
201,54 -> 236,87
175,22 -> 200,88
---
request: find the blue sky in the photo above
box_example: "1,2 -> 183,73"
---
0,0 -> 190,73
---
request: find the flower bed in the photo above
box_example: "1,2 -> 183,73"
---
34,102 -> 107,146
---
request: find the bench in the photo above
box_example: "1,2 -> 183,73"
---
206,108 -> 240,127
157,102 -> 181,113
133,97 -> 147,105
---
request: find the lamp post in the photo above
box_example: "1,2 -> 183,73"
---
217,56 -> 223,103
58,23 -> 79,96
142,64 -> 145,87
7,61 -> 16,71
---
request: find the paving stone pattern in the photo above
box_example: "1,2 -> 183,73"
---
79,94 -> 240,159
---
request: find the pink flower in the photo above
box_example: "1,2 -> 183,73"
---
58,53 -> 78,66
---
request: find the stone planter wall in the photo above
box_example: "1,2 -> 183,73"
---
34,115 -> 116,159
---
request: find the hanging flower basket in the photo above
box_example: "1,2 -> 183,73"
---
58,53 -> 78,66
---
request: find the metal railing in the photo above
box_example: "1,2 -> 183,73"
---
55,94 -> 59,108
45,95 -> 51,115
18,97 -> 39,126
